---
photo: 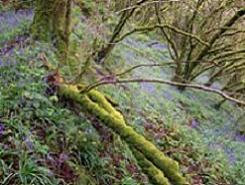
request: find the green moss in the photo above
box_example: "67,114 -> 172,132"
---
58,84 -> 189,185
87,89 -> 125,122
132,149 -> 171,185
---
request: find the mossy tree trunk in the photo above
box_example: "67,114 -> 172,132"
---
31,0 -> 71,62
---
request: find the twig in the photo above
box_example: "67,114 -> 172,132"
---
116,63 -> 175,77
115,0 -> 180,14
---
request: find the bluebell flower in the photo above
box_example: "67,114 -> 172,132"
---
235,133 -> 245,142
23,136 -> 34,150
0,59 -> 3,67
0,123 -> 5,136
228,153 -> 236,164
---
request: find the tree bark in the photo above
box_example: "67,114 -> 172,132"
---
31,0 -> 71,62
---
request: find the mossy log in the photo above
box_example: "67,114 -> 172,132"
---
58,84 -> 188,185
132,148 -> 171,185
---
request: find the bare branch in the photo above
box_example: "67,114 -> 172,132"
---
81,78 -> 245,106
154,2 -> 179,59
211,49 -> 245,61
116,63 -> 175,77
114,24 -> 209,46
115,0 -> 180,14
192,8 -> 245,65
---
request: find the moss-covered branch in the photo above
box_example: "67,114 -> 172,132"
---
132,148 -> 171,185
58,84 -> 188,185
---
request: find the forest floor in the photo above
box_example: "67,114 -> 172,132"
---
0,9 -> 245,185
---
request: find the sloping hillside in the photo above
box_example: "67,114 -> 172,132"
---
0,8 -> 245,185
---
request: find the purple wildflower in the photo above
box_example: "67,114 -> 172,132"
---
224,147 -> 236,164
141,83 -> 155,94
163,90 -> 174,100
59,153 -> 69,163
0,123 -> 5,136
23,136 -> 33,150
190,119 -> 199,129
228,153 -> 236,164
235,134 -> 245,142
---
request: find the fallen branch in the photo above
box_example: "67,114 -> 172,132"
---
58,84 -> 188,185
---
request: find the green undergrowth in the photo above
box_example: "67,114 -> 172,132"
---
1,6 -> 245,185
0,44 -> 149,185
0,15 -> 31,46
